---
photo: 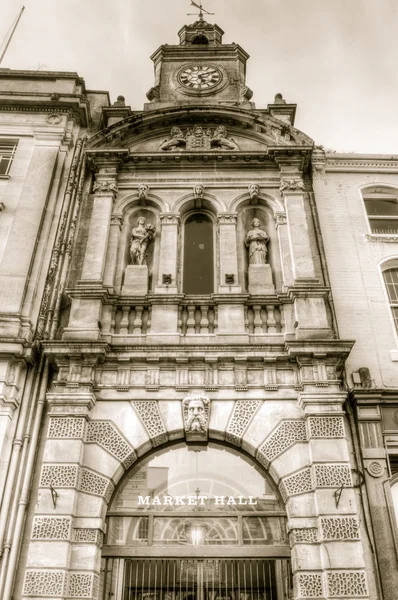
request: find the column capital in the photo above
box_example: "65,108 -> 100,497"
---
279,177 -> 305,194
297,392 -> 347,416
92,177 -> 118,198
274,211 -> 287,227
110,213 -> 123,227
217,212 -> 237,225
160,212 -> 180,225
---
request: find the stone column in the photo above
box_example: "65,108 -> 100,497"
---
103,214 -> 123,290
22,353 -> 102,600
217,213 -> 241,293
80,170 -> 118,283
292,390 -> 375,600
278,168 -> 332,339
63,165 -> 118,341
155,213 -> 180,294
278,172 -> 318,284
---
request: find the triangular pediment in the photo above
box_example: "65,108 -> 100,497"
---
87,106 -> 313,155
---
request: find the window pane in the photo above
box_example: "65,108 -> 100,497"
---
365,198 -> 398,216
153,516 -> 239,545
384,269 -> 398,303
369,219 -> 398,234
0,141 -> 17,176
183,214 -> 214,294
242,516 -> 288,545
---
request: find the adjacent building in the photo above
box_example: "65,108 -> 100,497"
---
0,14 -> 397,600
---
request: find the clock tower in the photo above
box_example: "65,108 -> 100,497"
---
145,15 -> 253,110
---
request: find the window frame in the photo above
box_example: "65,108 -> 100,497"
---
361,185 -> 398,237
0,139 -> 18,177
379,259 -> 398,347
180,209 -> 217,296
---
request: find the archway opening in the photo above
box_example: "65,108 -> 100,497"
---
100,444 -> 292,600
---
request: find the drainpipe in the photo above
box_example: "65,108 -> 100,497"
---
2,360 -> 49,600
0,364 -> 35,556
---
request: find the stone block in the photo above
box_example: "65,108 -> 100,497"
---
122,265 -> 148,295
150,304 -> 178,333
248,264 -> 275,294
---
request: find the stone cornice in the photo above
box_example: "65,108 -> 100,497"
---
324,153 -> 398,173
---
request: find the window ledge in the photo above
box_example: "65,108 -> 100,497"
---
0,175 -> 10,180
364,233 -> 398,243
390,349 -> 398,361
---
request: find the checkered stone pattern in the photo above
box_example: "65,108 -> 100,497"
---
40,464 -> 79,488
68,572 -> 100,598
313,464 -> 352,488
31,516 -> 72,540
226,399 -> 262,445
326,571 -> 368,597
79,468 -> 114,502
294,572 -> 324,598
289,527 -> 319,546
48,416 -> 86,439
23,570 -> 66,596
257,420 -> 307,468
132,400 -> 167,446
279,467 -> 313,502
320,516 -> 360,541
307,416 -> 345,438
86,420 -> 135,463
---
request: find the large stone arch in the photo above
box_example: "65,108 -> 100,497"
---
23,394 -> 371,600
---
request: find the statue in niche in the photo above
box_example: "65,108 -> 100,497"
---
245,218 -> 269,264
129,217 -> 156,265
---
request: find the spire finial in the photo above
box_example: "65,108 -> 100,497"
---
187,0 -> 214,22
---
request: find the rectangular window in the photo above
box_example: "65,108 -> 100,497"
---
0,140 -> 17,176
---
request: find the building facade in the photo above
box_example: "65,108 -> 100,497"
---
0,15 -> 397,600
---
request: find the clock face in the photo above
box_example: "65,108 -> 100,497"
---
178,65 -> 222,91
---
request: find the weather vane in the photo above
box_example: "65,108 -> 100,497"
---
187,1 -> 214,21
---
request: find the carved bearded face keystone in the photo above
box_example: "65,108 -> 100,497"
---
183,394 -> 210,436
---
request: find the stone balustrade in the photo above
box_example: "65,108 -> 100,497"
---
101,298 -> 289,338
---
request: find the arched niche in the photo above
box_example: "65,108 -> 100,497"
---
114,204 -> 160,294
236,202 -> 283,293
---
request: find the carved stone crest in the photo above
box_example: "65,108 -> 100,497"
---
93,180 -> 118,195
186,125 -> 211,151
159,125 -> 239,152
279,179 -> 305,192
182,394 -> 210,441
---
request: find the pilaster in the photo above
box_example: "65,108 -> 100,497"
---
217,213 -> 242,293
155,213 -> 180,293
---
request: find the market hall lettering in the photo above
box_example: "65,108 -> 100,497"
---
137,495 -> 258,506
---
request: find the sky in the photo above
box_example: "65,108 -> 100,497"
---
1,0 -> 397,154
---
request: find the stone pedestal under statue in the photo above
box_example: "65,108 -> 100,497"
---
122,265 -> 148,295
248,264 -> 275,295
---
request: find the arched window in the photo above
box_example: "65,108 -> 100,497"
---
362,186 -> 398,234
382,264 -> 398,333
100,445 -> 292,600
183,213 -> 214,294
